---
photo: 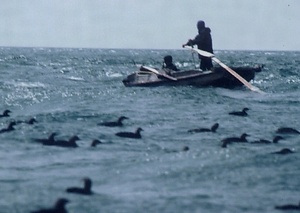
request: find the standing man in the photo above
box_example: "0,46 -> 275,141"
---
183,20 -> 214,71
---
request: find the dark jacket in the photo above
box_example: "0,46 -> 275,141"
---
163,63 -> 179,71
187,27 -> 213,54
186,27 -> 214,70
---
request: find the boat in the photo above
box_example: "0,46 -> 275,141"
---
122,65 -> 262,88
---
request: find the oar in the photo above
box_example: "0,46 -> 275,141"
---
184,46 -> 264,93
141,66 -> 177,81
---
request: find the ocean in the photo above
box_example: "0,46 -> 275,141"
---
0,47 -> 299,213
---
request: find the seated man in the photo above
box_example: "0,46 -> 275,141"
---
162,55 -> 179,71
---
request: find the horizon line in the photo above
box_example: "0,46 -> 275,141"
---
0,45 -> 299,52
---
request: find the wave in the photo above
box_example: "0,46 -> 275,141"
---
65,76 -> 85,81
5,81 -> 46,88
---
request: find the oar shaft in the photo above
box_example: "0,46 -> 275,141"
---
212,57 -> 264,93
212,57 -> 252,89
184,46 -> 264,93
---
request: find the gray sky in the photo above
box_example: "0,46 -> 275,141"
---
1,0 -> 299,51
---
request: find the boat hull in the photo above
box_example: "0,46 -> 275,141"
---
122,66 -> 261,88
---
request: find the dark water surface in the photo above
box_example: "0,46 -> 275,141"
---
0,47 -> 299,213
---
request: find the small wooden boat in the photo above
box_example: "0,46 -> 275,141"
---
122,65 -> 262,88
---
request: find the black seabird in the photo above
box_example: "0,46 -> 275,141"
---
26,118 -> 38,125
33,133 -> 57,145
115,127 -> 143,139
221,133 -> 249,148
182,146 -> 190,151
0,110 -> 11,118
251,136 -> 284,144
54,136 -> 80,148
188,123 -> 219,133
275,201 -> 300,210
0,121 -> 17,134
222,133 -> 249,144
272,148 -> 294,155
31,198 -> 69,213
91,139 -> 102,147
221,141 -> 228,148
228,108 -> 249,116
97,116 -> 128,127
276,127 -> 300,134
66,178 -> 93,195
17,118 -> 38,125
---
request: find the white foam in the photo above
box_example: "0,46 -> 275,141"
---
65,76 -> 85,81
106,72 -> 123,78
10,81 -> 46,88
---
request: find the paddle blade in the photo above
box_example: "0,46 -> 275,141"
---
141,66 -> 177,81
183,46 -> 214,58
141,66 -> 159,74
251,85 -> 266,94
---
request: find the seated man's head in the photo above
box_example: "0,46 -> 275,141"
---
164,55 -> 173,65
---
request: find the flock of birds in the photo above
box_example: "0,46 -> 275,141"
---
1,108 -> 298,152
1,108 -> 300,212
0,111 -> 143,148
0,110 -> 145,212
186,107 -> 298,155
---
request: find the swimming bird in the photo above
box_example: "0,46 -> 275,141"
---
17,118 -> 38,125
0,110 -> 11,118
115,127 -> 143,139
251,136 -> 284,144
26,118 -> 38,125
188,123 -> 219,133
97,116 -> 128,127
31,198 -> 69,213
276,127 -> 300,134
91,139 -> 102,147
228,108 -> 249,116
66,178 -> 93,195
182,146 -> 190,152
0,121 -> 17,134
271,148 -> 294,155
221,141 -> 229,148
53,136 -> 80,148
33,133 -> 57,145
275,201 -> 300,210
222,133 -> 249,144
221,133 -> 249,148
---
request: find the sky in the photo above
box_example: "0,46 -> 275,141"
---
0,0 -> 299,51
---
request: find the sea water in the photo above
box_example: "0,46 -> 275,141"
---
0,47 -> 299,213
